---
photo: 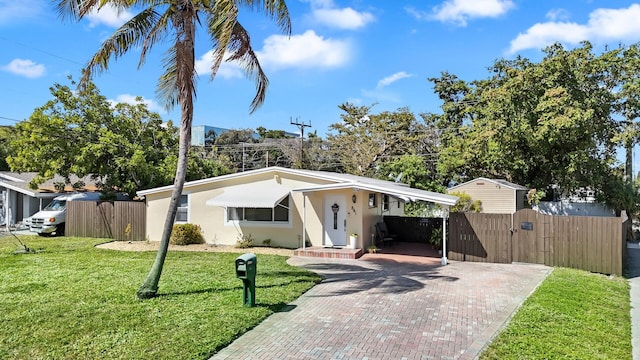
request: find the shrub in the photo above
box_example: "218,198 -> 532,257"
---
235,233 -> 254,248
169,224 -> 205,245
262,239 -> 272,247
449,191 -> 482,212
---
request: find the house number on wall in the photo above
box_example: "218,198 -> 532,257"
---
331,203 -> 339,230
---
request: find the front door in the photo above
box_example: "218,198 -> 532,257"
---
323,195 -> 347,247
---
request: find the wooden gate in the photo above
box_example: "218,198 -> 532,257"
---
511,209 -> 545,264
448,209 -> 629,275
448,212 -> 512,263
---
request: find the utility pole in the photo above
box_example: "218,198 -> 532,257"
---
290,117 -> 312,168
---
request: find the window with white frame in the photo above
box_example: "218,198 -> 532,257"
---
368,193 -> 377,208
175,194 -> 189,222
228,195 -> 290,223
383,194 -> 390,212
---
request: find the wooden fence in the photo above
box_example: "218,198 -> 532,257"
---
448,209 -> 630,275
67,201 -> 146,241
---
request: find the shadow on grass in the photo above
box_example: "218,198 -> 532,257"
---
155,276 -> 320,299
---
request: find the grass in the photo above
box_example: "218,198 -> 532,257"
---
0,236 -> 322,360
481,267 -> 632,360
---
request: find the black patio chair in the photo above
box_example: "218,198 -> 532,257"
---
375,222 -> 397,248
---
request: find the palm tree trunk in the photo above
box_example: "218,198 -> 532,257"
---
136,123 -> 192,299
137,7 -> 196,299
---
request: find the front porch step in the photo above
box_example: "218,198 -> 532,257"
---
294,246 -> 363,259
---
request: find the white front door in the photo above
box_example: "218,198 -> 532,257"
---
323,195 -> 347,247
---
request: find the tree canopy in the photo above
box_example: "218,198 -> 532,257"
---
7,78 -> 224,198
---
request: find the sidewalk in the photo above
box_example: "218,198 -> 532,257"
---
629,242 -> 640,360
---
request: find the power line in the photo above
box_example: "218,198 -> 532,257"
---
0,35 -> 84,67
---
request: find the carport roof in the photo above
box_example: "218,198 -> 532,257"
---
292,182 -> 459,206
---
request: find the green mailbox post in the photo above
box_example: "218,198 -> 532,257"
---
235,253 -> 257,307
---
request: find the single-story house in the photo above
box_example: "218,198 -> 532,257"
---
137,167 -> 458,253
0,171 -> 99,227
448,177 -> 529,214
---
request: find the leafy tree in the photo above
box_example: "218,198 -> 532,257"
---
449,192 -> 482,213
431,42 -> 619,199
7,79 -> 212,198
56,0 -> 291,299
0,126 -> 15,171
256,126 -> 288,139
327,103 -> 426,176
377,154 -> 443,192
602,43 -> 640,182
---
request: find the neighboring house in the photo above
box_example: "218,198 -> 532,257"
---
137,167 -> 458,250
0,172 -> 99,227
448,177 -> 529,214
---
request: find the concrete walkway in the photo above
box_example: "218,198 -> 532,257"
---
212,254 -> 550,360
629,242 -> 640,360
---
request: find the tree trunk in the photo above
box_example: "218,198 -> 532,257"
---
137,8 -> 195,299
136,123 -> 192,299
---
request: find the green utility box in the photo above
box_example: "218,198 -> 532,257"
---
235,253 -> 257,307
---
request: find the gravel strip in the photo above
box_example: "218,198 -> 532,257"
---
96,241 -> 295,256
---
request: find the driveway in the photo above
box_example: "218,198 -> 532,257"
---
212,254 -> 551,360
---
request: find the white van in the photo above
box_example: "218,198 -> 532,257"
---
29,192 -> 104,236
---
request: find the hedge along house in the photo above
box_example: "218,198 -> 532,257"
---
448,177 -> 529,214
137,167 -> 458,261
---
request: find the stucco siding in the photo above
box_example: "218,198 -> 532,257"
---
141,169 -> 411,249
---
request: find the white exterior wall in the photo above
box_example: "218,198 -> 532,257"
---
142,171 -> 406,249
144,172 -> 348,249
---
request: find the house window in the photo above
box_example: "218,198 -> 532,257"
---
383,194 -> 390,212
368,193 -> 377,208
175,194 -> 189,222
228,195 -> 290,223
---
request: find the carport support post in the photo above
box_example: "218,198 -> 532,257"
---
302,194 -> 307,249
441,205 -> 449,265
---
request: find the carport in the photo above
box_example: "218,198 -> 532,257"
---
293,181 -> 458,265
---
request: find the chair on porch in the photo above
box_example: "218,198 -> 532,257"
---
375,222 -> 397,248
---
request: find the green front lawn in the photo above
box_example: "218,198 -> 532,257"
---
0,236 -> 321,359
481,267 -> 632,359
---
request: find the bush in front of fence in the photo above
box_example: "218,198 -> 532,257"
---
169,224 -> 205,245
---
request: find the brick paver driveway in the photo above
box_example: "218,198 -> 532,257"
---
212,254 -> 550,360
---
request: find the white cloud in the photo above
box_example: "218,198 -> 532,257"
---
86,3 -> 133,28
312,7 -> 375,30
509,4 -> 640,53
110,94 -> 163,113
306,0 -> 375,30
377,72 -> 412,89
0,0 -> 44,24
430,0 -> 515,26
405,6 -> 429,21
1,58 -> 45,78
546,8 -> 570,22
195,50 -> 244,79
193,31 -> 349,78
257,30 -> 351,70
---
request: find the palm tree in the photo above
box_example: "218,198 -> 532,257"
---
55,0 -> 291,299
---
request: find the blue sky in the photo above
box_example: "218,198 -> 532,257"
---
3,0 -> 640,143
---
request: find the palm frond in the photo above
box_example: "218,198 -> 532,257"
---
236,0 -> 291,35
226,21 -> 268,113
81,7 -> 164,87
55,0 -> 101,21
